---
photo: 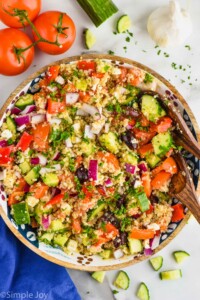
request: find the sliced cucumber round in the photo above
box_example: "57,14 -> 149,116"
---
160,269 -> 182,280
117,15 -> 131,33
114,270 -> 130,290
136,282 -> 150,300
91,271 -> 106,283
173,250 -> 190,264
84,29 -> 96,49
149,256 -> 163,271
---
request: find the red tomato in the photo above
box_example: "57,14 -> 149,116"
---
33,11 -> 76,55
77,61 -> 96,71
0,0 -> 41,28
46,65 -> 60,83
0,146 -> 14,166
133,128 -> 156,145
0,28 -> 34,76
17,132 -> 33,151
47,99 -> 66,114
45,194 -> 64,207
32,122 -> 50,151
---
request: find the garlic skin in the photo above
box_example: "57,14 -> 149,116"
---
147,0 -> 193,47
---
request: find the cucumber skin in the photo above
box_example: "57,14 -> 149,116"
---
137,282 -> 150,300
114,271 -> 130,290
149,256 -> 163,271
173,251 -> 190,264
160,269 -> 182,280
77,0 -> 118,27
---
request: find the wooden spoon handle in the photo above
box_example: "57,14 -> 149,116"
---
174,190 -> 200,224
172,132 -> 200,160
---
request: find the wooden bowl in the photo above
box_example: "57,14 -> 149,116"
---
0,54 -> 200,271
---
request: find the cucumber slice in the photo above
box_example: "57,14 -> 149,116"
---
15,94 -> 34,110
11,202 -> 30,225
6,116 -> 17,140
99,249 -> 112,259
42,173 -> 59,187
149,256 -> 163,271
160,269 -> 182,280
99,132 -> 120,154
88,202 -> 106,221
146,153 -> 161,168
24,166 -> 40,185
136,282 -> 150,300
91,271 -> 106,283
117,15 -> 131,33
84,29 -> 96,49
114,271 -> 130,290
128,238 -> 143,254
141,95 -> 166,123
135,191 -> 150,212
152,132 -> 173,157
39,232 -> 54,244
19,160 -> 31,174
173,251 -> 190,264
53,233 -> 69,247
77,0 -> 118,27
49,220 -> 67,232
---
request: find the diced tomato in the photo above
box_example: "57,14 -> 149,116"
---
82,182 -> 95,198
91,72 -> 104,78
8,191 -> 24,206
119,67 -> 128,82
72,217 -> 82,234
92,236 -> 109,248
63,82 -> 76,93
139,114 -> 149,127
46,65 -> 60,83
79,91 -> 90,103
138,143 -> 154,158
155,117 -> 172,133
128,68 -> 142,86
47,98 -> 66,114
96,185 -> 106,196
97,152 -> 120,170
130,228 -> 155,239
151,171 -> 172,190
128,119 -> 136,127
152,157 -> 178,177
133,128 -> 156,145
171,203 -> 185,222
104,223 -> 119,238
75,155 -> 83,168
15,178 -> 28,192
17,132 -> 33,151
77,61 -> 96,71
45,194 -> 64,207
31,217 -> 39,228
141,172 -> 152,198
146,204 -> 154,214
32,122 -> 50,151
166,148 -> 174,157
0,146 -> 14,166
30,182 -> 49,199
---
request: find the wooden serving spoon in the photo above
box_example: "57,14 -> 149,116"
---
170,152 -> 200,223
142,91 -> 200,160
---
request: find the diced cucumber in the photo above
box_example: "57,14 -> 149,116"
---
34,202 -> 52,224
75,79 -> 88,91
66,239 -> 78,252
49,220 -> 67,232
128,237 -> 143,254
42,173 -> 59,187
15,94 -> 34,110
141,95 -> 166,123
135,191 -> 150,212
24,166 -> 40,185
146,153 -> 161,168
19,160 -> 31,174
152,132 -> 173,157
77,0 -> 118,27
53,233 -> 70,247
6,116 -> 17,140
121,151 -> 138,165
92,271 -> 106,283
80,233 -> 90,246
149,256 -> 163,271
117,15 -> 131,33
88,202 -> 106,221
11,202 -> 30,225
79,140 -> 95,156
136,282 -> 150,300
99,249 -> 112,259
173,251 -> 190,264
84,29 -> 96,49
99,132 -> 120,154
160,269 -> 182,280
114,271 -> 130,290
39,232 -> 54,244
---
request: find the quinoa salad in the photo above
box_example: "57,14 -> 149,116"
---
0,59 -> 184,259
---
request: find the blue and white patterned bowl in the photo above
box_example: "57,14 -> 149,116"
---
0,55 -> 199,271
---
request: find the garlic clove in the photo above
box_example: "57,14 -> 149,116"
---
147,0 -> 193,47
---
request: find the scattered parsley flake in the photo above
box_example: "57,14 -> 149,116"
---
112,290 -> 119,294
123,46 -> 127,52
113,31 -> 117,35
171,62 -> 178,69
127,30 -> 133,37
144,73 -> 153,84
142,50 -> 147,53
108,50 -> 115,55
154,45 -> 159,48
157,49 -> 161,55
164,52 -> 169,58
126,36 -> 130,42
181,79 -> 185,84
185,44 -> 191,50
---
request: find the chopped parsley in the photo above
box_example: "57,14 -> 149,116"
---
104,65 -> 110,72
68,157 -> 75,172
112,290 -> 119,294
157,50 -> 161,55
143,73 -> 153,84
185,44 -> 191,50
121,217 -> 132,232
126,36 -> 130,42
108,50 -> 115,55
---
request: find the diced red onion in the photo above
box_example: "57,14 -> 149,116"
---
17,124 -> 26,132
42,215 -> 51,229
81,104 -> 100,120
138,162 -> 148,172
51,187 -> 61,198
84,125 -> 94,139
149,235 -> 160,250
89,160 -> 98,181
0,140 -> 8,147
15,115 -> 30,126
31,114 -> 46,124
113,249 -> 124,259
65,137 -> 73,148
144,248 -> 153,256
126,124 -> 133,130
24,183 -> 30,193
104,178 -> 113,187
31,157 -> 40,165
125,163 -> 136,174
65,93 -> 79,104
52,151 -> 60,161
38,154 -> 47,166
20,105 -> 36,115
49,117 -> 61,125
11,107 -> 21,115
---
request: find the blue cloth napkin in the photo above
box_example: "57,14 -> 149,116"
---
0,217 -> 81,300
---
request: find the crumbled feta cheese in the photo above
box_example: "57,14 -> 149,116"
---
55,75 -> 65,85
26,196 -> 39,207
1,129 -> 12,139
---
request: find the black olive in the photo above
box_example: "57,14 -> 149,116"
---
101,211 -> 120,228
116,195 -> 126,209
124,107 -> 140,118
113,232 -> 128,248
120,130 -> 138,150
75,164 -> 89,183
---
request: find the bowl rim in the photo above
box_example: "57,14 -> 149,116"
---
0,53 -> 199,271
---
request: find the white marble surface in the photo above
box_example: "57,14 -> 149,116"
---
0,0 -> 200,299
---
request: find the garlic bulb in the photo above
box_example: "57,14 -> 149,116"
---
147,0 -> 193,47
